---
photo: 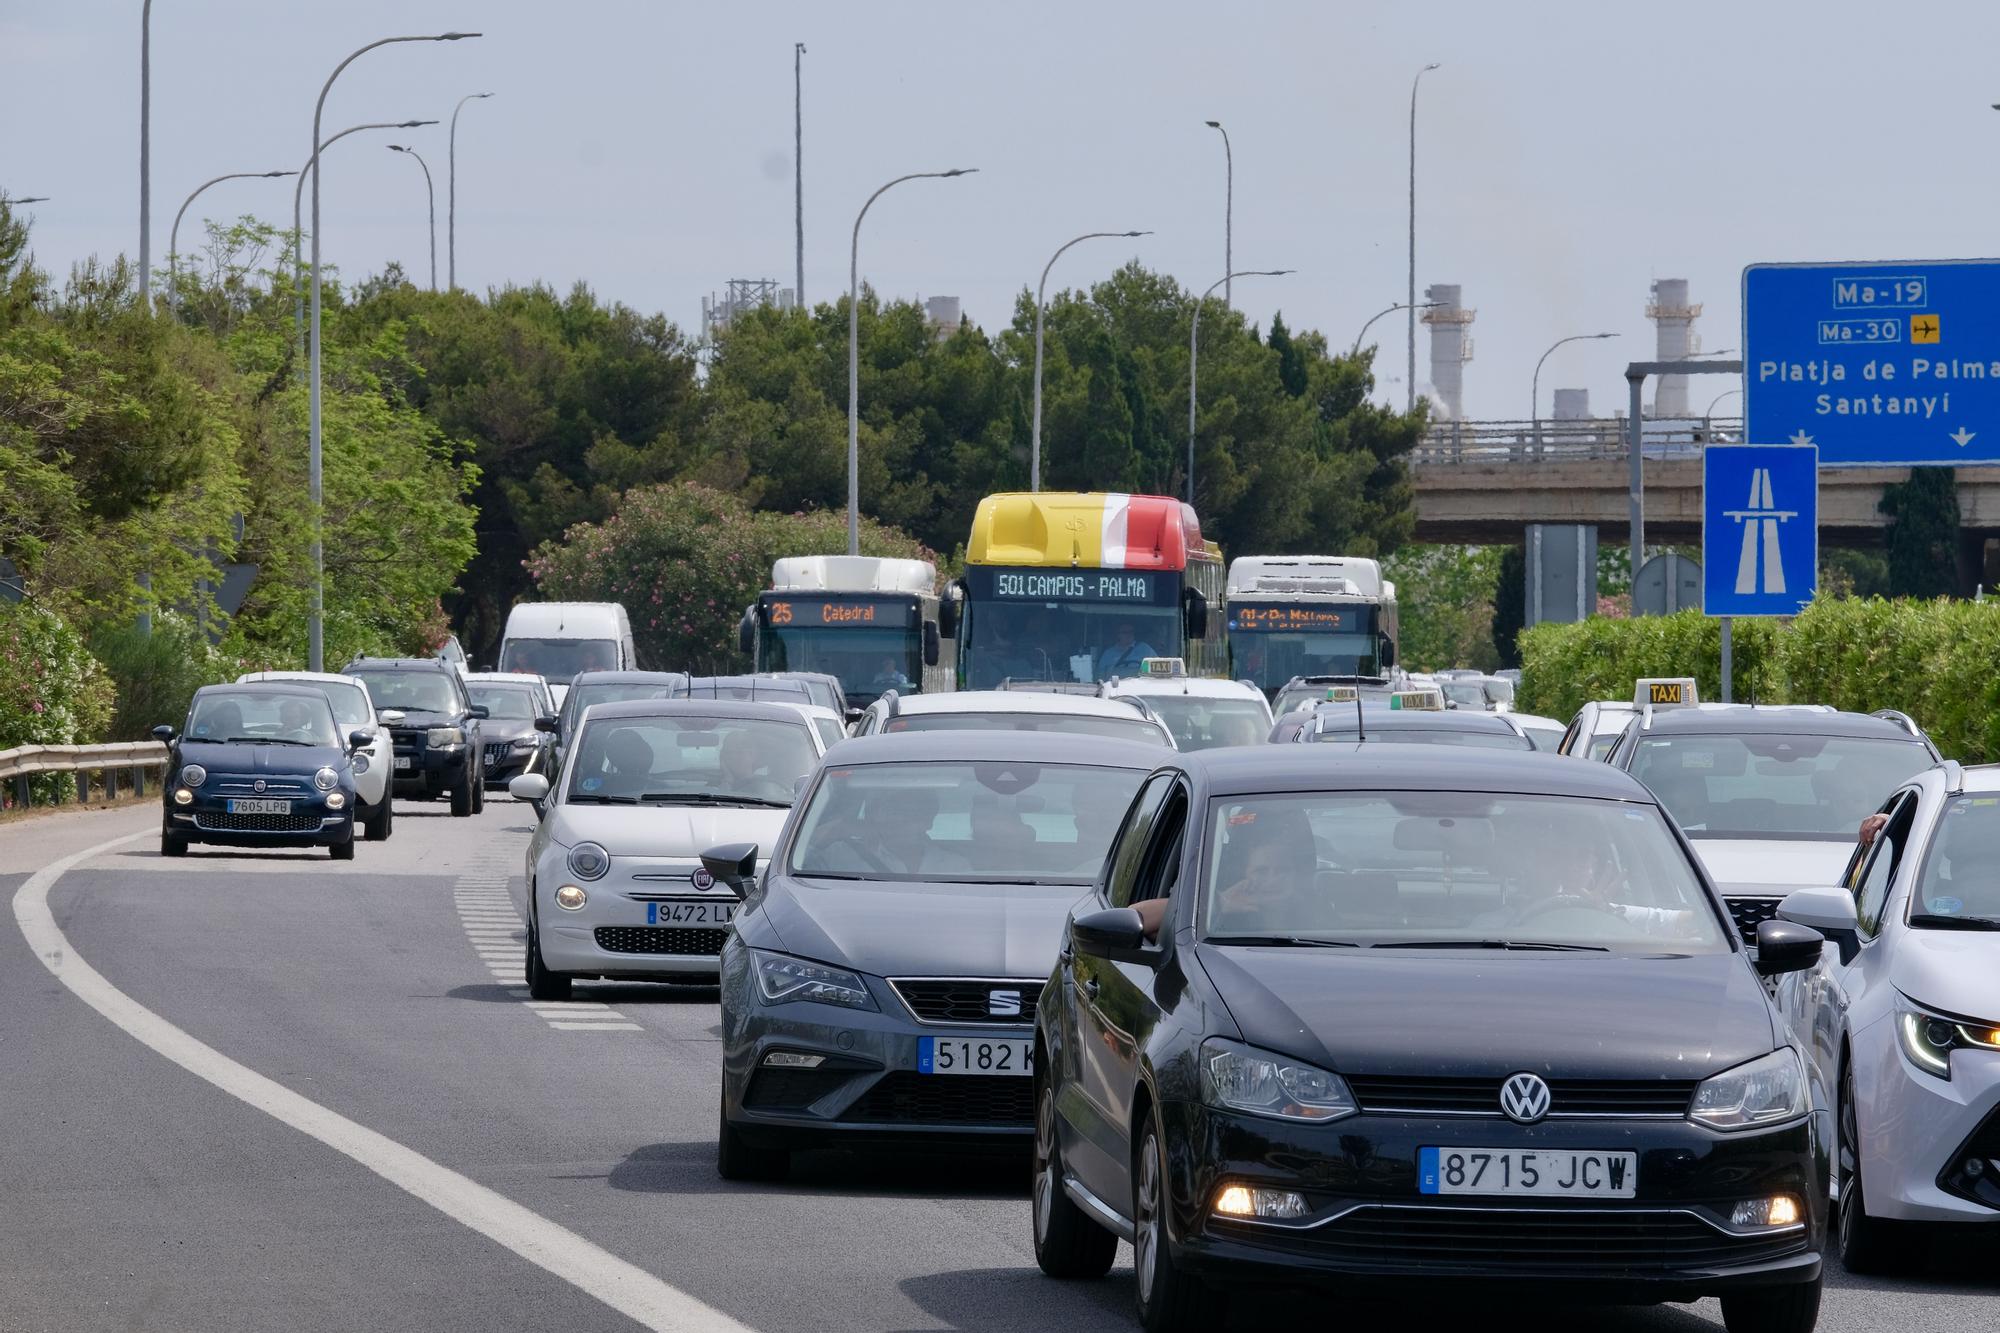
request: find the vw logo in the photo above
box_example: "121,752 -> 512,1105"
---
1500,1072 -> 1552,1124
987,989 -> 1023,1018
690,868 -> 715,891
252,779 -> 267,793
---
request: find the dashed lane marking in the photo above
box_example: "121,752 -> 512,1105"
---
452,861 -> 642,1033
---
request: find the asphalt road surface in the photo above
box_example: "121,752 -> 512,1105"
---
5,799 -> 1996,1333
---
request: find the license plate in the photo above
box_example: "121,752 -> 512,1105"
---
646,901 -> 734,926
918,1037 -> 1034,1077
394,756 -> 413,770
226,798 -> 291,815
1419,1147 -> 1637,1198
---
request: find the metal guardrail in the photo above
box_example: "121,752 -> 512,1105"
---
0,741 -> 169,809
1411,417 -> 1744,465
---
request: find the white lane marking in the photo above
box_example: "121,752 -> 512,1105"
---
450,870 -> 641,1034
549,1022 -> 646,1032
14,832 -> 749,1333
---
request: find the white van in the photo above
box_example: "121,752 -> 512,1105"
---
497,603 -> 636,705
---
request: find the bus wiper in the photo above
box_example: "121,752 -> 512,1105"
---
1908,914 -> 2000,931
1206,934 -> 1359,948
641,792 -> 792,808
1371,939 -> 1609,952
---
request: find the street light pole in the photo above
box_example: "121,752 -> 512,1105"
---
846,167 -> 977,556
139,0 -> 152,307
1351,300 -> 1440,360
387,145 -> 437,290
1532,331 -> 1618,446
1407,61 -> 1439,413
10,196 -> 51,205
794,44 -> 806,308
1188,268 -> 1293,505
447,92 -> 492,292
170,170 -> 295,312
1204,121 -> 1232,309
308,32 -> 479,671
1032,229 -> 1149,492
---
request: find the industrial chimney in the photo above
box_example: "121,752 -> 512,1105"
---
1422,284 -> 1476,420
1647,279 -> 1701,418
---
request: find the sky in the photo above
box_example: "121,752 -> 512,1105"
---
5,0 -> 2000,422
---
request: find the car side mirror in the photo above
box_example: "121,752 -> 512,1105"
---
738,608 -> 756,657
700,842 -> 760,900
347,729 -> 376,751
939,582 -> 963,639
509,773 -> 550,804
1777,887 -> 1860,965
151,724 -> 175,742
923,620 -> 941,667
1381,641 -> 1397,669
1753,919 -> 1825,978
467,704 -> 490,720
1071,907 -> 1151,963
379,710 -> 407,726
533,716 -> 559,734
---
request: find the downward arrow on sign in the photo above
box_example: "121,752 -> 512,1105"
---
1951,427 -> 1977,448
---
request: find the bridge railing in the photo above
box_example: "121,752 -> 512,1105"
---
1411,417 -> 1744,466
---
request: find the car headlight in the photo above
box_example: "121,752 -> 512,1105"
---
427,725 -> 465,747
751,949 -> 878,1011
510,737 -> 537,751
1200,1038 -> 1357,1123
179,764 -> 207,787
314,767 -> 339,791
1896,996 -> 2000,1080
566,841 -> 610,881
350,752 -> 370,775
325,791 -> 346,810
1690,1048 -> 1808,1130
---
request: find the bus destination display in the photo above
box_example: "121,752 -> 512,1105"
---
1228,604 -> 1363,633
763,597 -> 919,628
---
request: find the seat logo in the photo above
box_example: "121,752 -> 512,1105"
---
988,989 -> 1023,1018
1500,1072 -> 1552,1124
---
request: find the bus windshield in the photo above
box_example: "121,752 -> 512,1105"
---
1227,602 -> 1385,692
763,624 -> 922,699
963,601 -> 1183,688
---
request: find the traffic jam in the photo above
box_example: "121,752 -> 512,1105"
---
149,490 -> 2000,1332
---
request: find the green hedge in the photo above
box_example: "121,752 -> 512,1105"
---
0,601 -> 117,803
1517,599 -> 2000,762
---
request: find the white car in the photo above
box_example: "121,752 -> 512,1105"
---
849,688 -> 1175,748
780,702 -> 850,751
1509,712 -> 1567,752
1097,668 -> 1270,750
237,670 -> 396,841
505,699 -> 826,999
1773,759 -> 2000,1274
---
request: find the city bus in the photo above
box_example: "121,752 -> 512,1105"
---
945,492 -> 1225,688
738,556 -> 950,711
1224,555 -> 1400,701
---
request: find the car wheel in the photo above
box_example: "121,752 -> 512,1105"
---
160,832 -> 188,857
1132,1109 -> 1221,1332
715,1085 -> 790,1182
1838,1060 -> 1909,1274
329,834 -> 355,862
1033,1072 -> 1117,1278
524,916 -> 571,1001
1719,1278 -> 1822,1333
472,772 -> 485,814
449,772 -> 473,817
365,797 -> 393,841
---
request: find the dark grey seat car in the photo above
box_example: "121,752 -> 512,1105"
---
703,730 -> 1166,1181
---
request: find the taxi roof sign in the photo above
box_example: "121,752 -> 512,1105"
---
1139,656 -> 1186,678
1388,688 -> 1445,711
1324,684 -> 1360,702
1633,678 -> 1699,708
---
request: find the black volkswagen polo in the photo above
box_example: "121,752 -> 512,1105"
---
155,683 -> 368,859
1033,746 -> 1829,1332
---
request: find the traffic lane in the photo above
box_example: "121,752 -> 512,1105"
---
0,869 -> 647,1333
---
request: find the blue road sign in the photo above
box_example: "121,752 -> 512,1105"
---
1703,444 -> 1817,617
1744,260 -> 2000,466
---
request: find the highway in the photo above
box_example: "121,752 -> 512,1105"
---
5,798 -> 1996,1333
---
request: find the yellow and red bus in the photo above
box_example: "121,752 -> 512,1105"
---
946,492 -> 1225,688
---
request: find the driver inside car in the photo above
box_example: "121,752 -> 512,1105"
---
1487,831 -> 1693,937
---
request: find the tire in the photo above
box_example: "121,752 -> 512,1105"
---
471,772 -> 485,814
449,770 -> 474,817
716,1085 -> 790,1182
1133,1109 -> 1222,1332
525,917 -> 572,1001
365,797 -> 393,842
329,834 -> 355,861
161,831 -> 188,857
1720,1278 -> 1822,1333
1838,1061 -> 1910,1274
1033,1072 -> 1118,1278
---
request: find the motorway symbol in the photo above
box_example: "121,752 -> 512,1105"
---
1704,444 -> 1817,617
1743,259 -> 2000,466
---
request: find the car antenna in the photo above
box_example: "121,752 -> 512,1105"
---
1354,690 -> 1366,743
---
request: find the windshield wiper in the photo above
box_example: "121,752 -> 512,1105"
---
565,792 -> 640,804
795,870 -> 869,880
1370,939 -> 1610,952
1206,934 -> 1359,948
1908,914 -> 2000,931
640,792 -> 792,808
217,736 -> 315,746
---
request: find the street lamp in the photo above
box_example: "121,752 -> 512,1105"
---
1705,387 -> 1743,439
447,92 -> 492,291
308,32 -> 480,671
386,145 -> 437,290
1188,268 -> 1293,504
1351,300 -> 1440,359
1031,229 -> 1149,491
1407,61 -> 1440,413
1204,121 -> 1232,308
1532,332 -> 1619,446
845,167 -> 977,556
169,171 -> 294,311
10,196 -> 50,204
140,0 -> 153,306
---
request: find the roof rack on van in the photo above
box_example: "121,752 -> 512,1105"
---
1870,708 -> 1924,741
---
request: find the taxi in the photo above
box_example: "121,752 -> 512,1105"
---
1295,687 -> 1534,749
1099,658 -> 1272,751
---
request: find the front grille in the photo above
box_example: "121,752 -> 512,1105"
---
484,742 -> 508,762
841,1071 -> 1034,1126
1346,1076 -> 1696,1118
216,781 -> 308,795
1235,1205 -> 1808,1275
743,1067 -> 852,1113
593,926 -> 730,956
890,978 -> 1045,1026
390,728 -> 425,759
1726,896 -> 1783,947
195,811 -> 326,833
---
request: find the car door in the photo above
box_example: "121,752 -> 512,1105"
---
1794,791 -> 1918,1086
1093,779 -> 1189,1124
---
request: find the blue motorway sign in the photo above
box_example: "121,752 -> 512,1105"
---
1703,444 -> 1817,618
1744,260 -> 2000,466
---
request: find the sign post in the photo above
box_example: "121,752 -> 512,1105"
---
1702,444 -> 1818,702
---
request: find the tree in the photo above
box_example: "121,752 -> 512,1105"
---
1267,310 -> 1307,398
1880,467 -> 1960,598
1382,545 -> 1503,671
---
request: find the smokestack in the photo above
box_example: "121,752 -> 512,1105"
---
1647,278 -> 1701,417
1422,283 -> 1475,420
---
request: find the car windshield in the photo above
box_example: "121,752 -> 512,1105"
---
676,678 -> 813,704
272,679 -> 369,728
469,685 -> 539,720
1483,677 -> 1516,704
349,670 -> 461,716
1519,724 -> 1565,752
1200,791 -> 1729,953
1630,734 -> 1932,839
1309,724 -> 1531,749
789,761 -> 1146,883
1441,680 -> 1487,708
187,691 -> 339,747
1123,696 -> 1269,751
564,715 -> 816,806
497,637 -> 618,685
884,712 -> 1171,746
1912,795 -> 2000,925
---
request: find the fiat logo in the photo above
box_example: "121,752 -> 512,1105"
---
1500,1072 -> 1552,1124
690,867 -> 716,891
252,779 -> 267,793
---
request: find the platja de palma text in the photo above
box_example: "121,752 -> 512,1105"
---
1760,357 -> 1997,417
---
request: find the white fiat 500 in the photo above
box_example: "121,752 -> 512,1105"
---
237,670 -> 397,841
507,699 -> 825,999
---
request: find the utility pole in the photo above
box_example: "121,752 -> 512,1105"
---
1407,62 -> 1439,413
794,43 -> 806,309
139,0 -> 153,306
